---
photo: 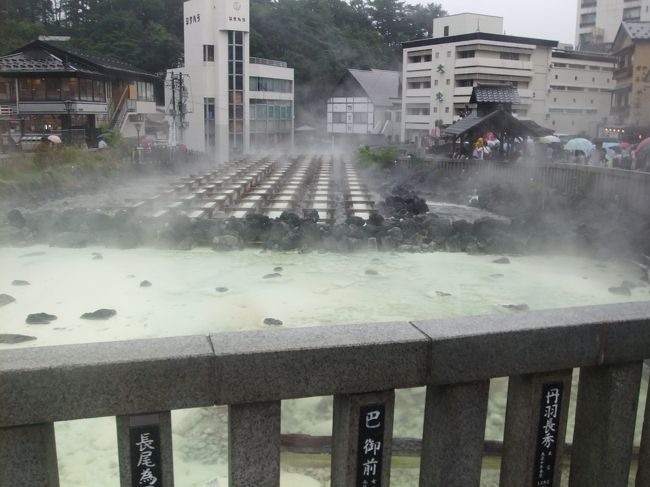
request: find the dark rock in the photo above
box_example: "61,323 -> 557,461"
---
473,217 -> 508,240
0,333 -> 36,344
263,273 -> 282,279
212,234 -> 239,250
215,287 -> 229,293
279,211 -> 301,228
346,216 -> 366,227
452,219 -> 473,236
384,185 -> 429,218
7,209 -> 26,229
0,294 -> 16,307
303,209 -> 320,223
365,269 -> 379,276
501,304 -> 530,312
368,213 -> 385,226
436,291 -> 452,297
92,252 -> 103,260
140,280 -> 152,288
386,227 -> 404,242
26,313 -> 57,324
274,267 -> 283,272
609,286 -> 632,296
490,274 -> 505,279
493,257 -> 511,264
81,309 -> 117,320
621,280 -> 638,290
263,318 -> 283,326
11,280 -> 30,286
368,237 -> 378,251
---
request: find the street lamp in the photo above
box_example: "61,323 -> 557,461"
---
63,99 -> 73,144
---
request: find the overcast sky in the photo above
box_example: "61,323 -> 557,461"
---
406,0 -> 578,45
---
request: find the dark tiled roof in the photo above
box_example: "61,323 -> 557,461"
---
47,42 -> 155,78
443,110 -> 552,137
0,49 -> 101,76
622,22 -> 650,40
470,84 -> 521,104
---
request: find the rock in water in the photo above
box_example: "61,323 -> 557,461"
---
0,334 -> 36,344
20,251 -> 46,258
263,273 -> 282,279
92,253 -> 103,260
215,287 -> 229,293
490,274 -> 505,278
6,209 -> 26,228
436,291 -> 452,297
81,309 -> 117,320
365,269 -> 379,276
26,313 -> 57,324
492,257 -> 511,264
274,267 -> 283,272
263,318 -> 283,326
11,280 -> 30,286
0,294 -> 16,307
608,286 -> 631,296
140,280 -> 152,288
501,304 -> 530,312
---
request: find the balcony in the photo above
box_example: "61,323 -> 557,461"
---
405,88 -> 432,98
455,57 -> 533,72
1,302 -> 650,486
250,57 -> 288,68
406,61 -> 433,72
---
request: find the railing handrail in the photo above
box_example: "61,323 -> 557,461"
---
249,56 -> 288,68
2,301 -> 650,428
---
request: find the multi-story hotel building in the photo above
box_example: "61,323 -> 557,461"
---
400,14 -> 616,143
167,0 -> 294,161
576,0 -> 650,50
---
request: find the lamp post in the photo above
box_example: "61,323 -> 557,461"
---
63,99 -> 73,144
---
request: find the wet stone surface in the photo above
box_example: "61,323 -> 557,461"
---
11,280 -> 30,286
0,294 -> 16,307
26,312 -> 57,324
0,333 -> 37,344
80,309 -> 117,320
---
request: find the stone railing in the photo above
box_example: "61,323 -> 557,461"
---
398,158 -> 650,216
2,302 -> 650,486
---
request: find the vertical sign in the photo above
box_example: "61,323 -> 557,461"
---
356,403 -> 385,487
130,423 -> 164,487
532,383 -> 563,487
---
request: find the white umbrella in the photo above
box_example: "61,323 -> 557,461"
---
564,138 -> 594,154
47,134 -> 62,144
539,135 -> 561,144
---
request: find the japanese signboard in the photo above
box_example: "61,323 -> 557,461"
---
532,383 -> 563,487
356,403 -> 385,487
130,423 -> 163,487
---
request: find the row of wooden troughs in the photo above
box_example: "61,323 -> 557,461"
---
123,156 -> 378,223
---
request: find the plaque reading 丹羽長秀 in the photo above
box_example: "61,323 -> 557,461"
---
356,403 -> 386,487
532,382 -> 564,487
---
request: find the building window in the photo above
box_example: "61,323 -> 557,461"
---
45,78 -> 62,100
446,79 -> 450,85
203,45 -> 215,62
332,112 -> 345,123
228,30 -> 244,152
249,77 -> 292,93
433,106 -> 437,113
446,51 -> 451,58
434,79 -> 438,86
353,112 -> 368,123
445,107 -> 449,113
93,80 -> 106,102
444,26 -> 449,36
136,81 -> 154,102
456,79 -> 473,87
500,52 -> 520,61
458,51 -> 475,58
62,78 -> 78,100
204,97 -> 216,149
623,6 -> 641,21
79,78 -> 93,101
0,78 -> 11,101
580,12 -> 596,27
435,52 -> 439,59
406,106 -> 430,116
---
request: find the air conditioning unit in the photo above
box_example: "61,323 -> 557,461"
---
0,106 -> 14,116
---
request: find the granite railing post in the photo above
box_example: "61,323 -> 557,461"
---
499,370 -> 573,487
635,376 -> 650,487
331,390 -> 395,487
0,423 -> 60,486
228,401 -> 281,487
569,362 -> 643,487
418,381 -> 489,487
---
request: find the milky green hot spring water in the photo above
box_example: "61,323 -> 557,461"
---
1,246 -> 648,486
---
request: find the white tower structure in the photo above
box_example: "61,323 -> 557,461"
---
167,0 -> 294,162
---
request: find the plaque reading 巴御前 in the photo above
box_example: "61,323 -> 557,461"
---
532,383 -> 564,487
130,422 -> 163,487
356,403 -> 386,487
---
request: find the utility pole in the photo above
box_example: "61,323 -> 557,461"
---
178,74 -> 185,144
170,73 -> 177,146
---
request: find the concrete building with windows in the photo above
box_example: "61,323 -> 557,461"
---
576,0 -> 650,51
0,39 -> 161,149
400,13 -> 616,143
326,69 -> 401,145
167,0 -> 294,161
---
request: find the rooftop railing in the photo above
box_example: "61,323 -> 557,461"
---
250,57 -> 288,68
1,301 -> 650,486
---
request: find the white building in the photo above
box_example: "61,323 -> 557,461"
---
401,14 -> 556,144
400,13 -> 615,142
167,0 -> 294,161
326,69 -> 401,145
576,0 -> 650,50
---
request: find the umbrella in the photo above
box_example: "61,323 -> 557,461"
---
47,134 -> 62,144
635,137 -> 650,156
564,138 -> 594,154
539,135 -> 561,144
